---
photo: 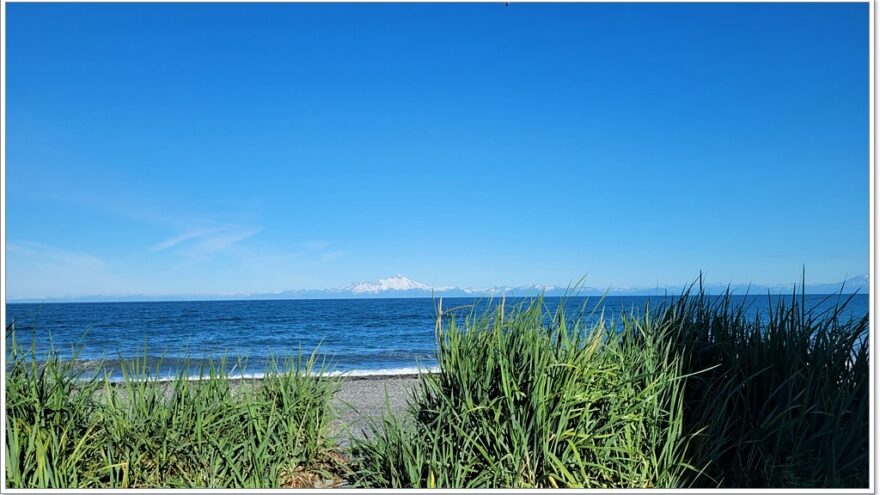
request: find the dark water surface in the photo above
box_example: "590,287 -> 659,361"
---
5,295 -> 868,380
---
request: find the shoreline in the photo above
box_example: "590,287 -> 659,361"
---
89,368 -> 438,384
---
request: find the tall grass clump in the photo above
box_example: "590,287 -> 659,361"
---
663,283 -> 870,487
350,296 -> 696,488
5,322 -> 342,489
5,322 -> 107,488
351,282 -> 869,489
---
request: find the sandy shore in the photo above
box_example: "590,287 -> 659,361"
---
330,374 -> 421,443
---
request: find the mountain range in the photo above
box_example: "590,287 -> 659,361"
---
8,273 -> 870,303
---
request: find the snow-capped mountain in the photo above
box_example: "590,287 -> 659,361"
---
9,274 -> 869,303
342,274 -> 432,295
264,275 -> 576,299
280,274 -> 870,299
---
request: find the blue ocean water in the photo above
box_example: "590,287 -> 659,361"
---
5,295 -> 869,380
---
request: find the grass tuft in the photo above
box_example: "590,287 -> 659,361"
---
5,324 -> 343,489
350,283 -> 869,488
351,295 -> 694,488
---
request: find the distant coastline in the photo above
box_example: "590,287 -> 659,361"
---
5,273 -> 870,304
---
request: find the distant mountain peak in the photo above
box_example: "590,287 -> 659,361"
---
9,273 -> 868,303
343,274 -> 432,294
334,275 -> 567,297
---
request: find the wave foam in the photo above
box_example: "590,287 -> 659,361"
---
325,366 -> 440,377
110,366 -> 441,383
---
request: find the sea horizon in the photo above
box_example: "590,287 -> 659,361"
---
7,293 -> 868,381
5,273 -> 870,304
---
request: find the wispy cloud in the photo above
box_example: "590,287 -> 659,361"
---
7,241 -> 120,299
193,227 -> 263,255
8,241 -> 106,269
152,228 -> 223,251
152,225 -> 263,260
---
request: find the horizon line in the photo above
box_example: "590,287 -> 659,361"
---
4,272 -> 869,304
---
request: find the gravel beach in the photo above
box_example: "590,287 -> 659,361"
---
95,373 -> 423,449
329,375 -> 421,443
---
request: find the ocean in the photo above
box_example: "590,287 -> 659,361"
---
5,294 -> 869,380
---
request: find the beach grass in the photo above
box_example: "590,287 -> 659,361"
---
4,328 -> 344,489
349,295 -> 695,488
666,284 -> 870,487
350,285 -> 869,488
4,282 -> 870,489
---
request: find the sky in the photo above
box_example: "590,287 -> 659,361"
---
5,3 -> 870,299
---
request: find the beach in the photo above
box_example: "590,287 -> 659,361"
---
91,373 -> 423,442
330,375 -> 421,443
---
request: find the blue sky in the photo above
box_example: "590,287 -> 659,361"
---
6,3 -> 869,299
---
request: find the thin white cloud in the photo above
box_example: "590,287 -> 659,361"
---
151,228 -> 222,251
152,225 -> 263,265
8,241 -> 106,268
7,241 -> 119,299
152,225 -> 264,261
192,227 -> 263,255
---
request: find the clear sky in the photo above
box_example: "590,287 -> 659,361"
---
6,3 -> 870,299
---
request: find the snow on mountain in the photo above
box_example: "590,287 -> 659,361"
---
12,274 -> 867,303
329,276 -> 568,297
324,274 -> 871,298
342,274 -> 433,294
